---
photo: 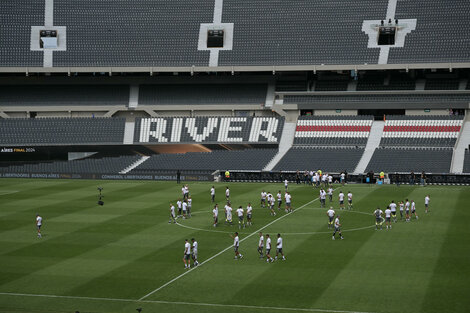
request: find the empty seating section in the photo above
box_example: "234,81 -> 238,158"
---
130,149 -> 278,172
219,0 -> 386,66
425,79 -> 460,90
464,150 -> 470,173
381,115 -> 464,147
0,85 -> 129,106
0,118 -> 125,145
390,0 -> 470,64
134,116 -> 284,143
0,156 -> 140,174
366,148 -> 452,173
314,80 -> 348,91
275,81 -> 307,92
294,116 -> 373,146
357,73 -> 415,91
2,1 -> 470,67
53,0 -> 213,67
139,84 -> 267,105
284,93 -> 470,106
0,1 -> 44,67
273,147 -> 364,172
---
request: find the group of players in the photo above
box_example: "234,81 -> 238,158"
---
373,195 -> 430,229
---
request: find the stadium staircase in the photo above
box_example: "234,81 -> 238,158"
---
119,155 -> 150,174
263,122 -> 297,171
353,120 -> 384,174
123,118 -> 135,144
129,85 -> 139,108
451,114 -> 470,173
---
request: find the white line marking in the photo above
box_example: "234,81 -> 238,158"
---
139,194 -> 326,300
209,50 -> 219,67
0,292 -> 377,313
175,208 -> 375,235
43,49 -> 53,67
44,0 -> 54,27
386,0 -> 397,20
378,46 -> 390,65
213,0 -> 223,23
0,190 -> 19,195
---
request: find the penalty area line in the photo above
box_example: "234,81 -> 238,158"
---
138,192 -> 331,301
0,292 -> 377,313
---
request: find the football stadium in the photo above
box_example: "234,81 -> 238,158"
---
0,1 -> 470,313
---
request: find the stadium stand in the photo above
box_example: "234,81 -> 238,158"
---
2,1 -> 469,68
139,84 -> 267,105
130,149 -> 278,172
366,147 -> 453,173
52,0 -> 213,67
425,79 -> 460,90
134,116 -> 284,143
294,115 -> 373,146
464,149 -> 470,173
0,1 -> 44,67
283,93 -> 470,107
0,85 -> 129,106
273,146 -> 364,172
380,115 -> 464,147
276,81 -> 308,92
0,156 -> 140,174
356,73 -> 415,91
314,80 -> 349,92
0,118 -> 125,145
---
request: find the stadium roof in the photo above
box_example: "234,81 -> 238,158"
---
1,0 -> 469,73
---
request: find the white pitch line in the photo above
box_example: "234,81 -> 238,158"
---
139,194 -> 327,300
0,292 -> 377,313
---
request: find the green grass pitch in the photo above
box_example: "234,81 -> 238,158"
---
0,178 -> 469,313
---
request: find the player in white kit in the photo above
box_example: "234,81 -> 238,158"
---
276,191 -> 282,210
182,200 -> 188,219
169,203 -> 176,224
399,201 -> 404,220
225,187 -> 230,200
425,195 -> 430,213
212,204 -> 219,227
328,187 -> 333,203
210,186 -> 215,203
405,199 -> 411,222
260,190 -> 267,208
320,188 -> 327,208
176,199 -> 182,217
191,238 -> 199,266
384,207 -> 392,229
236,206 -> 245,229
275,234 -> 286,260
183,239 -> 191,269
326,207 -> 335,228
347,191 -> 353,210
284,179 -> 288,191
285,192 -> 292,212
187,196 -> 192,218
338,191 -> 345,210
374,207 -> 384,230
265,234 -> 273,262
246,203 -> 253,226
231,232 -> 243,260
389,201 -> 397,223
36,214 -> 42,238
225,204 -> 233,225
258,232 -> 264,258
411,200 -> 419,220
332,216 -> 344,240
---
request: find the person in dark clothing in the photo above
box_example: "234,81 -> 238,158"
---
296,171 -> 301,184
409,171 -> 415,185
421,171 -> 426,186
176,170 -> 181,184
